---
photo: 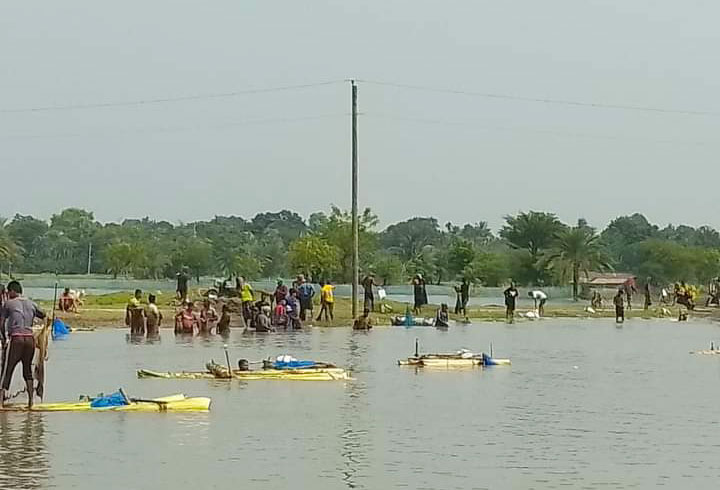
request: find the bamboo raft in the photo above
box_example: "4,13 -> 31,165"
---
0,393 -> 211,412
138,361 -> 351,381
398,341 -> 511,368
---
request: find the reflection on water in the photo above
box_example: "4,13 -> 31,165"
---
340,334 -> 371,489
0,414 -> 49,489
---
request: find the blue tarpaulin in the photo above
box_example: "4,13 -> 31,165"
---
272,360 -> 317,369
52,318 -> 71,340
90,391 -> 129,408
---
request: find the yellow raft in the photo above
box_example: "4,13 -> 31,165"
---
0,394 -> 211,412
399,353 -> 511,368
138,367 -> 351,381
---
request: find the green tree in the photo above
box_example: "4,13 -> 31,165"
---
381,217 -> 443,263
172,239 -> 213,281
311,206 -> 378,282
250,210 -> 307,245
500,211 -> 567,284
446,238 -> 476,279
546,225 -> 611,300
288,235 -> 340,280
102,242 -> 134,278
463,251 -> 510,286
234,253 -> 264,281
369,252 -> 405,285
6,214 -> 48,269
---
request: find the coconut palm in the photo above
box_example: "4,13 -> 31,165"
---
546,224 -> 611,300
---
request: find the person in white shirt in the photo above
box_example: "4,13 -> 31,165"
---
528,290 -> 548,316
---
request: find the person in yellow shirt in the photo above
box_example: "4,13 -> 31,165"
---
237,276 -> 254,324
316,280 -> 335,321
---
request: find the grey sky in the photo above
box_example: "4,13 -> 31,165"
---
1,0 -> 718,232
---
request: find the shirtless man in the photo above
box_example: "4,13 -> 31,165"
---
199,299 -> 218,334
175,302 -> 199,335
145,294 -> 162,338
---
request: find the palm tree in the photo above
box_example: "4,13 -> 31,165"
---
546,225 -> 611,300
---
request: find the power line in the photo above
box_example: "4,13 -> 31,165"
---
365,112 -> 714,147
0,80 -> 345,114
0,113 -> 348,141
357,79 -> 720,117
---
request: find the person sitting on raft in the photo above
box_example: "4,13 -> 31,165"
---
273,299 -> 288,328
199,299 -> 218,334
145,294 -> 162,338
353,308 -> 373,330
435,303 -> 449,328
175,301 -> 199,334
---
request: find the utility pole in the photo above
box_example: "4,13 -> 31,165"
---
351,80 -> 359,319
87,242 -> 92,275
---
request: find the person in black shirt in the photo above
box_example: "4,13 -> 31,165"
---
176,268 -> 189,302
503,281 -> 518,323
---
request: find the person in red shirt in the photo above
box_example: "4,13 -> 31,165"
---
273,299 -> 288,328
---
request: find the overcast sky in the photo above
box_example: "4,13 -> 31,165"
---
1,0 -> 719,231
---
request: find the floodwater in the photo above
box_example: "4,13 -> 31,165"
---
1,318 -> 720,489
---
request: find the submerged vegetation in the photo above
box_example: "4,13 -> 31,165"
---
1,208 -> 719,288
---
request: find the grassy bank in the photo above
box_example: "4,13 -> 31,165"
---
39,291 -> 718,329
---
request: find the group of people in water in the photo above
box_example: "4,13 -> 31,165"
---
123,272 -> 348,337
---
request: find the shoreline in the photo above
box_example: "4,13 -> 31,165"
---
42,292 -> 718,329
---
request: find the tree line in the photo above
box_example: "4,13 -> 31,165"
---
1,208 -> 719,293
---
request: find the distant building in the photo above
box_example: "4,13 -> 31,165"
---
579,272 -> 636,299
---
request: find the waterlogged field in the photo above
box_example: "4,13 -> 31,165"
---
1,318 -> 719,489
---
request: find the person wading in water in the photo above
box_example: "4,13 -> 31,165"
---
0,280 -> 46,408
145,294 -> 162,338
126,289 -> 145,335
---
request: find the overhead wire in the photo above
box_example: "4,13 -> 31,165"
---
356,79 -> 720,117
365,112 -> 714,147
0,113 -> 348,141
0,80 -> 345,114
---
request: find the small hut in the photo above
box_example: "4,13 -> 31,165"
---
579,272 -> 636,299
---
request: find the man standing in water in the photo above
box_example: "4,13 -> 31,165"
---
503,281 -> 518,323
125,289 -> 145,335
614,288 -> 625,323
145,294 -> 162,338
0,281 -> 45,408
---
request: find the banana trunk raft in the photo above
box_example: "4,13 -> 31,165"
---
138,361 -> 351,381
0,393 -> 211,412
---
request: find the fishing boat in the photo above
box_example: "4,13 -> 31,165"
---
398,340 -> 511,368
138,360 -> 351,381
0,393 -> 211,412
